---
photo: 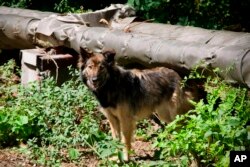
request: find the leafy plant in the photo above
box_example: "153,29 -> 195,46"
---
1,59 -> 250,166
128,0 -> 250,31
54,0 -> 86,13
0,0 -> 31,8
154,69 -> 250,166
0,62 -> 122,166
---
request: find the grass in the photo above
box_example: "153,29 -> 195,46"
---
0,60 -> 122,166
0,59 -> 250,166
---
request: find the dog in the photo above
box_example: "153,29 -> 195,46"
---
78,48 -> 200,161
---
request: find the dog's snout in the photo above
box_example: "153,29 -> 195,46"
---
92,77 -> 98,83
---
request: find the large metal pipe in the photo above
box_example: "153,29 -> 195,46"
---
0,6 -> 250,87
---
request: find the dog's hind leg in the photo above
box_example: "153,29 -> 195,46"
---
156,101 -> 178,123
156,89 -> 183,123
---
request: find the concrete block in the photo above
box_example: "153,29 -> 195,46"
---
21,49 -> 77,85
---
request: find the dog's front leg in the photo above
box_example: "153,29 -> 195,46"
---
120,118 -> 136,161
101,108 -> 121,139
107,114 -> 121,139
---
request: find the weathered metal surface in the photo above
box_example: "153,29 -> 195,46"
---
1,5 -> 250,87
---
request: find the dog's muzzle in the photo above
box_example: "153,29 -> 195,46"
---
91,77 -> 98,83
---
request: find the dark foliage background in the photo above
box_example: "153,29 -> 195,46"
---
128,0 -> 250,32
1,0 -> 250,31
0,0 -> 126,12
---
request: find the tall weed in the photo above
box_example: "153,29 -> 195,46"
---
0,61 -> 121,166
1,60 -> 250,166
154,70 -> 250,166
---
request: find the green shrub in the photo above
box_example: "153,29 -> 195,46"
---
0,61 -> 121,166
0,0 -> 30,8
1,60 -> 250,166
154,70 -> 250,166
0,0 -> 126,13
128,0 -> 250,31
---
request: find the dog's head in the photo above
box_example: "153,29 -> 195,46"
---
78,48 -> 116,91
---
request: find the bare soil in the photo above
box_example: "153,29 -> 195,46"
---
0,149 -> 34,167
0,140 -> 155,167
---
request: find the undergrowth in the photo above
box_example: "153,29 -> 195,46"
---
0,60 -> 250,166
0,60 -> 122,166
154,68 -> 250,166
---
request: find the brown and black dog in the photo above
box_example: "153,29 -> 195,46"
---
78,48 -> 200,161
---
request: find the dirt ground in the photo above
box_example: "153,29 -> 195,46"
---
0,149 -> 34,167
0,140 -> 154,167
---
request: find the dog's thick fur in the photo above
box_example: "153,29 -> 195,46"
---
78,48 -> 199,161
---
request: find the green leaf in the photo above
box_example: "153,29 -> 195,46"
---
17,115 -> 28,125
204,130 -> 213,138
68,148 -> 79,160
228,118 -> 241,127
118,150 -> 124,162
247,126 -> 250,140
99,148 -> 113,158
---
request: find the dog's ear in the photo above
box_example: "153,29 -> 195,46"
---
80,47 -> 92,58
78,47 -> 92,68
103,49 -> 116,64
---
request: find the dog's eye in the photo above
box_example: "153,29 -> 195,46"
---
88,65 -> 93,69
99,64 -> 105,69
